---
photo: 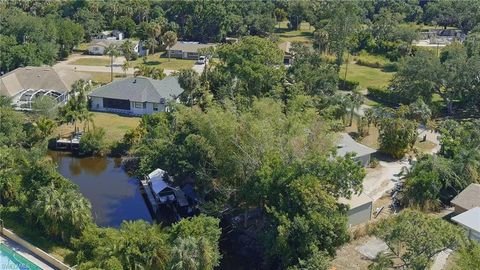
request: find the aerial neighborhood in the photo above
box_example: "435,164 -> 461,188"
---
1,1 -> 480,270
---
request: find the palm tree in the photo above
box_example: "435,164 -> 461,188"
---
162,31 -> 178,61
105,44 -> 121,82
82,111 -> 95,131
170,237 -> 199,270
144,21 -> 162,55
348,91 -> 364,126
122,60 -> 130,77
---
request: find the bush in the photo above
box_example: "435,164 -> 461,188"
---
382,62 -> 398,72
367,87 -> 409,106
79,128 -> 106,156
338,78 -> 359,91
355,58 -> 383,68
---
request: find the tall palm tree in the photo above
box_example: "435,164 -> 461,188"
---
348,91 -> 364,126
145,37 -> 157,56
105,44 -> 121,82
162,31 -> 178,62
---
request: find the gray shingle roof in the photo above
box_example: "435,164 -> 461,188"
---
169,42 -> 216,53
0,66 -> 91,97
451,183 -> 480,211
88,76 -> 184,103
336,133 -> 377,158
452,207 -> 480,232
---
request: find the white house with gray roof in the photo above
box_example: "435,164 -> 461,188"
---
88,76 -> 184,115
167,42 -> 216,59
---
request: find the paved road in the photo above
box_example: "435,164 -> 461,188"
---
54,54 -> 175,75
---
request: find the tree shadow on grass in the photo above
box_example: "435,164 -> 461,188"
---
144,61 -> 161,66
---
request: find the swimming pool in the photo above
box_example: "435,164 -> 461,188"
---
0,244 -> 41,270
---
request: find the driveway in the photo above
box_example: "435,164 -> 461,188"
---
192,62 -> 206,74
363,159 -> 411,201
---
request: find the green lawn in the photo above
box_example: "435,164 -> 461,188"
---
69,57 -> 111,66
275,21 -> 314,43
55,112 -> 140,144
340,62 -> 395,90
132,53 -> 196,70
86,72 -> 126,85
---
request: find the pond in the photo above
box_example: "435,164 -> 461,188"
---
48,151 -> 152,227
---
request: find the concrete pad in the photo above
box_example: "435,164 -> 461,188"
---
355,237 -> 389,260
0,235 -> 55,270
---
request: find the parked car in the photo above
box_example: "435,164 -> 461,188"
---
197,56 -> 206,64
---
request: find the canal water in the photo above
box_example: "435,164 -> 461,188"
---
48,151 -> 152,227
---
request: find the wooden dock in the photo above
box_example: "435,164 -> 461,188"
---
139,179 -> 160,217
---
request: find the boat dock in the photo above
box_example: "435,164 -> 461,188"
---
55,132 -> 82,151
139,179 -> 160,217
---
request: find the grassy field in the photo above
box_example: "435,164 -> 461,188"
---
275,21 -> 314,43
132,53 -> 196,70
340,61 -> 395,90
69,57 -> 111,66
55,112 -> 140,144
85,72 -> 125,85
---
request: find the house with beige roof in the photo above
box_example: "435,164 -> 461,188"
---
0,66 -> 91,110
451,183 -> 480,214
167,42 -> 216,60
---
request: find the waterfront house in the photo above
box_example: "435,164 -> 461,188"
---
0,66 -> 91,110
88,76 -> 184,115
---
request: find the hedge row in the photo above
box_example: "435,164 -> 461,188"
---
366,87 -> 409,105
338,78 -> 359,91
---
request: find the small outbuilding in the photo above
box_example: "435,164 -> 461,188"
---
339,193 -> 373,227
278,41 -> 293,65
336,133 -> 377,167
452,207 -> 480,242
451,183 -> 480,215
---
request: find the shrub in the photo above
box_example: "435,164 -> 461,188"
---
382,62 -> 398,72
355,58 -> 383,68
79,128 -> 106,156
338,78 -> 359,91
367,87 -> 409,106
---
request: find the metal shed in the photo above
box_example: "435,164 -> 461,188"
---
339,193 -> 373,227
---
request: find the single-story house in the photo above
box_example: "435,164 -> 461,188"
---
451,183 -> 480,215
88,39 -> 142,55
339,193 -> 373,227
336,133 -> 377,167
278,41 -> 293,65
452,207 -> 480,242
97,30 -> 124,40
167,42 -> 216,59
0,66 -> 91,110
88,76 -> 184,115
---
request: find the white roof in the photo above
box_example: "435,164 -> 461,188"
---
148,169 -> 171,194
339,193 -> 373,209
452,207 -> 480,232
336,133 -> 377,158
